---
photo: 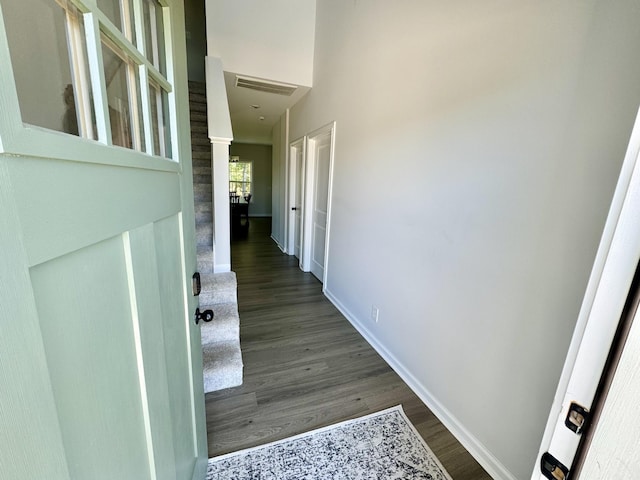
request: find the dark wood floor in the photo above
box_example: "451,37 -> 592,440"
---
205,217 -> 492,480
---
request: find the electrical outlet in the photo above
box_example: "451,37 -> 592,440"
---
371,305 -> 379,323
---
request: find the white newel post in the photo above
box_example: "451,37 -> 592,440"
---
206,56 -> 233,272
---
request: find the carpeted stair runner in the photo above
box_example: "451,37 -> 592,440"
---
189,81 -> 243,392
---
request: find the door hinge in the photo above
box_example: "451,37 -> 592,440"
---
194,307 -> 214,325
541,452 -> 569,480
565,402 -> 590,435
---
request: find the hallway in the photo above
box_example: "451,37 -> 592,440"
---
205,218 -> 492,480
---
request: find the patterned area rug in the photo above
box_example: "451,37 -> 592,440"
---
206,405 -> 452,479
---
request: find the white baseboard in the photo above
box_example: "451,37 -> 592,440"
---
323,288 -> 517,480
270,235 -> 286,253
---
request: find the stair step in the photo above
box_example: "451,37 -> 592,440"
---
192,151 -> 211,162
200,271 -> 237,306
189,92 -> 207,107
193,173 -> 211,185
202,339 -> 243,393
196,244 -> 213,273
200,303 -> 239,344
195,201 -> 212,213
196,223 -> 212,246
188,81 -> 206,95
191,124 -> 208,134
191,136 -> 210,147
193,165 -> 211,176
194,188 -> 211,203
189,102 -> 207,114
194,182 -> 211,193
195,207 -> 212,226
190,112 -> 207,123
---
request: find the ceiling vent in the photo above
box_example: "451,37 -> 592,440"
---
235,75 -> 298,96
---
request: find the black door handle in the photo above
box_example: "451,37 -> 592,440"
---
291,207 -> 298,211
194,308 -> 214,325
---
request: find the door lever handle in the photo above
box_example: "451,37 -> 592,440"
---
291,207 -> 298,211
194,308 -> 214,325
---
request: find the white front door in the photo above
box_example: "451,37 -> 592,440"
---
532,108 -> 640,479
307,128 -> 333,282
0,1 -> 207,479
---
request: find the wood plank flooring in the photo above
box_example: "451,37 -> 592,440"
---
205,217 -> 493,480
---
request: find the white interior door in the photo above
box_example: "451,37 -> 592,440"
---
532,108 -> 640,480
288,138 -> 305,261
305,127 -> 334,283
0,1 -> 207,479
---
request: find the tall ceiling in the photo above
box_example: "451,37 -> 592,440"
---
224,72 -> 310,145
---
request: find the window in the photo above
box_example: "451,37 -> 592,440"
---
0,0 -> 175,160
229,159 -> 252,198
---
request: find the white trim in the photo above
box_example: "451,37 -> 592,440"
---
323,287 -> 518,480
270,235 -> 286,253
213,262 -> 231,273
286,137 -> 306,257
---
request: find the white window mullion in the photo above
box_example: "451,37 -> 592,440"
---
138,66 -> 153,155
126,62 -> 143,151
64,8 -> 94,140
84,11 -> 112,145
132,0 -> 145,55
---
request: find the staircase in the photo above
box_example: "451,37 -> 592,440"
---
189,81 -> 243,392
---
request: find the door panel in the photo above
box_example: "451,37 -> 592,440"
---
8,157 -> 180,266
31,235 -> 152,480
154,214 -> 200,478
310,133 -> 331,280
294,145 -> 304,259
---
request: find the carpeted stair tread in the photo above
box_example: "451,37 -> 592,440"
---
200,271 -> 237,306
188,81 -> 206,95
192,150 -> 211,159
193,173 -> 211,183
202,339 -> 243,392
193,166 -> 212,177
197,244 -> 214,274
200,303 -> 240,344
196,223 -> 213,247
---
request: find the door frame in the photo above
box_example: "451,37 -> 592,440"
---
300,122 -> 336,288
532,107 -> 640,479
286,136 -> 306,260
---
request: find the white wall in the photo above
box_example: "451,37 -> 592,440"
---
271,112 -> 287,248
205,0 -> 315,86
229,143 -> 273,217
287,0 -> 640,478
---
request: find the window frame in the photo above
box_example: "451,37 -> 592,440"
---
229,159 -> 253,198
0,0 -> 180,172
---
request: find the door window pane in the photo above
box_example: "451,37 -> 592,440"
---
1,0 -> 95,138
143,0 -> 166,75
149,83 -> 172,158
102,40 -> 144,150
96,0 -> 135,42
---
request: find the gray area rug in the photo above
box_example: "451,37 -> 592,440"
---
206,405 -> 452,479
